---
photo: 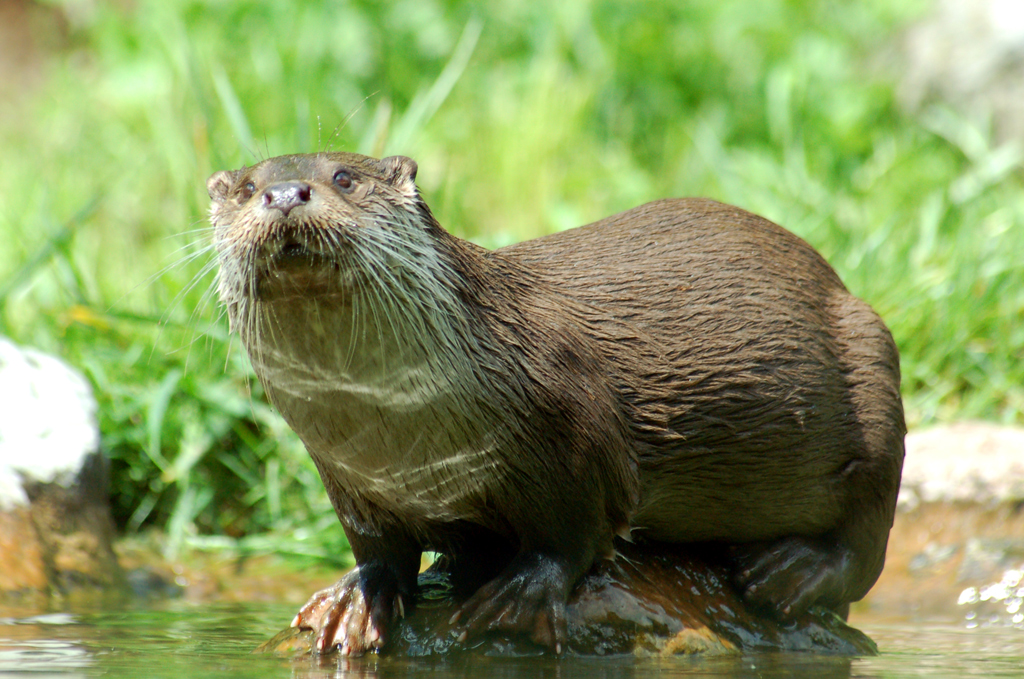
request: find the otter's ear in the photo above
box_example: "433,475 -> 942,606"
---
207,170 -> 238,204
380,156 -> 419,196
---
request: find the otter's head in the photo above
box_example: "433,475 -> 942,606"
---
206,151 -> 485,388
207,152 -> 446,307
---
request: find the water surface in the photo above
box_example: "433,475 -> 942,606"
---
1,602 -> 1020,678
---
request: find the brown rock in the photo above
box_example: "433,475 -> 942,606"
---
862,423 -> 1024,625
0,337 -> 124,599
260,543 -> 877,657
0,506 -> 48,592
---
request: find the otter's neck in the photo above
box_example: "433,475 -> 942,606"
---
227,234 -> 515,521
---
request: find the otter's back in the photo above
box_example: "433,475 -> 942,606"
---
495,198 -> 902,543
497,198 -> 845,303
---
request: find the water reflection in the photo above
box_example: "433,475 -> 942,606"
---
0,638 -> 92,676
286,653 -> 859,679
0,602 -> 1021,678
0,612 -> 92,677
957,565 -> 1024,627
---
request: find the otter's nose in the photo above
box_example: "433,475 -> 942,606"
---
262,181 -> 312,216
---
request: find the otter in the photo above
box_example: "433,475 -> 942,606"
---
207,152 -> 905,655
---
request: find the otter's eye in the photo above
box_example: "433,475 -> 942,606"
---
333,170 -> 353,192
239,182 -> 256,201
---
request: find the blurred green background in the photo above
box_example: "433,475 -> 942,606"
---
1,0 -> 1021,558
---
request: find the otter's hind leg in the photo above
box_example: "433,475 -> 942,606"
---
734,298 -> 905,617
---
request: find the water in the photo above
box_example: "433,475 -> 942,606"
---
0,602 -> 1020,678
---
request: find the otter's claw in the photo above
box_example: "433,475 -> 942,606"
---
451,552 -> 571,653
732,537 -> 852,618
292,567 -> 404,656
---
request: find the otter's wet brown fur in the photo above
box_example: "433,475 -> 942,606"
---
207,152 -> 905,654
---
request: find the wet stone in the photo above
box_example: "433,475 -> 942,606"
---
258,542 -> 877,658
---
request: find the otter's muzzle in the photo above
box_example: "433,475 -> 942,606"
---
263,181 -> 312,217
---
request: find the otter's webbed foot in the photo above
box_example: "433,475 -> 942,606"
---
450,552 -> 571,653
732,536 -> 852,618
292,564 -> 408,655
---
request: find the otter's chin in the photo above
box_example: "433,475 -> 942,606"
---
252,254 -> 345,301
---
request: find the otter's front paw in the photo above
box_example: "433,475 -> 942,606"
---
732,537 -> 852,618
450,552 -> 571,653
292,566 -> 406,655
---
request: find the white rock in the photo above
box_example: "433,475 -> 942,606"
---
899,422 -> 1024,508
0,337 -> 100,509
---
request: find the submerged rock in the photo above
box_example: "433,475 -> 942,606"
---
259,542 -> 877,657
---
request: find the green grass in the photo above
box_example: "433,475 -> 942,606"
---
1,0 -> 1022,553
